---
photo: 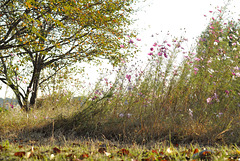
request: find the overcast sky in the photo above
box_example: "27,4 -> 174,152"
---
1,0 -> 239,98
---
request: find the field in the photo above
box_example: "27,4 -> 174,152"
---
1,6 -> 240,161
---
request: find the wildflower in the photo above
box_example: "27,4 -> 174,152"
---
225,90 -> 229,95
194,57 -> 200,61
153,42 -> 157,46
189,109 -> 193,117
137,38 -> 141,41
158,52 -> 162,56
232,42 -> 237,46
126,74 -> 131,82
148,52 -> 153,56
207,97 -> 212,104
167,44 -> 171,47
127,113 -> 132,118
150,47 -> 154,51
236,73 -> 240,77
119,113 -> 124,118
210,26 -> 214,29
214,42 -> 218,45
128,39 -> 134,44
120,44 -> 124,48
194,67 -> 199,71
164,53 -> 167,58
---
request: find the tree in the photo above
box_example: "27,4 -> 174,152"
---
0,0 -> 138,111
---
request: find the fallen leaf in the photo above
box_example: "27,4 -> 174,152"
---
152,149 -> 158,155
53,147 -> 61,154
117,148 -> 129,156
193,148 -> 199,154
14,151 -> 26,157
79,153 -> 89,159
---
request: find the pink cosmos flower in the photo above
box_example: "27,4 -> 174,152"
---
148,52 -> 153,56
207,97 -> 212,104
164,53 -> 167,58
210,26 -> 214,29
126,74 -> 131,82
194,57 -> 200,61
128,39 -> 134,44
225,90 -> 229,95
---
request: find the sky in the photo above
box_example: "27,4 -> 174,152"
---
1,0 -> 239,98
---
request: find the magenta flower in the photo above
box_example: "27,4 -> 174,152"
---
128,39 -> 134,44
194,57 -> 200,61
167,44 -> 171,47
137,38 -> 141,41
194,67 -> 199,71
158,52 -> 162,56
148,52 -> 153,56
126,74 -> 131,82
225,90 -> 229,95
150,47 -> 154,51
164,53 -> 167,58
153,42 -> 157,46
120,44 -> 124,48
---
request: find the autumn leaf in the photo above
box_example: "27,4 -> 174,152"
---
53,147 -> 61,154
79,153 -> 89,160
117,148 -> 129,156
14,151 -> 26,158
193,148 -> 199,154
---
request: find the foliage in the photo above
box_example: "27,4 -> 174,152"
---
0,0 -> 138,111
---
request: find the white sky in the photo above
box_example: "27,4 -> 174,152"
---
1,0 -> 239,98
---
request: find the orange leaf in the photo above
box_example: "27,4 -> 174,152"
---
117,148 -> 129,156
193,148 -> 199,154
152,149 -> 158,155
53,147 -> 61,154
14,151 -> 26,157
79,153 -> 89,159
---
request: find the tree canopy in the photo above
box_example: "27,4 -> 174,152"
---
0,0 -> 138,111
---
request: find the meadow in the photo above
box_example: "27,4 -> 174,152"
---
0,7 -> 240,161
